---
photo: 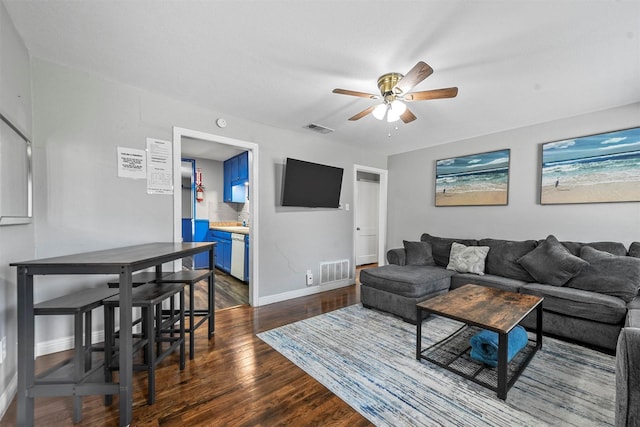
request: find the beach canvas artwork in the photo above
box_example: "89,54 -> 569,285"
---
540,127 -> 640,205
435,149 -> 510,206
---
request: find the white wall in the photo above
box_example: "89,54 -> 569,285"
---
27,58 -> 387,347
387,103 -> 640,250
0,1 -> 34,418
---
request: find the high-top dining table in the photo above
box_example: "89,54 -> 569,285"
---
11,242 -> 216,427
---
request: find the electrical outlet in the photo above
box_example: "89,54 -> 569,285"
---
306,270 -> 313,286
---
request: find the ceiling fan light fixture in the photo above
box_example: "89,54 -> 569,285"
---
386,99 -> 406,122
391,99 -> 407,115
372,103 -> 387,120
332,61 -> 457,123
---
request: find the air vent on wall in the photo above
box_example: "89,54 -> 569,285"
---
306,123 -> 335,134
320,259 -> 350,285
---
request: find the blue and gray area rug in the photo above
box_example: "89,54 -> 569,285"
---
257,304 -> 615,426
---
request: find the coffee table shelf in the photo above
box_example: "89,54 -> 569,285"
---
416,284 -> 543,400
418,321 -> 539,397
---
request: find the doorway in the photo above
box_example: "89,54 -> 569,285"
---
353,164 -> 388,270
172,127 -> 260,307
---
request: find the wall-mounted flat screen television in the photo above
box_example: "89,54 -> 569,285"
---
281,158 -> 344,208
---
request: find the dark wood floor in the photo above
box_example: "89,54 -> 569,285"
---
212,270 -> 249,310
1,281 -> 374,426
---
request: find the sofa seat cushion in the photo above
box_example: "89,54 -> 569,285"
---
479,238 -> 538,282
359,265 -> 454,298
521,283 -> 627,325
450,273 -> 525,293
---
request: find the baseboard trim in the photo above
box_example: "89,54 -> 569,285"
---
0,372 -> 17,422
35,330 -> 106,358
258,279 -> 352,306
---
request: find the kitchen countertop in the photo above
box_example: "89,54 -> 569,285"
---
209,224 -> 250,235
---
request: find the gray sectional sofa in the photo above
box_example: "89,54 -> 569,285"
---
359,233 -> 640,426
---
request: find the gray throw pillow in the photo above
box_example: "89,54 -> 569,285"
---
566,246 -> 640,303
517,235 -> 589,286
403,240 -> 436,266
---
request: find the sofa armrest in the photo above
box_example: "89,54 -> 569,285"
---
387,248 -> 406,266
616,327 -> 640,426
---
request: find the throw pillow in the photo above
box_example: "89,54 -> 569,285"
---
517,235 -> 590,286
420,233 -> 478,267
403,240 -> 436,266
446,242 -> 490,275
566,246 -> 640,303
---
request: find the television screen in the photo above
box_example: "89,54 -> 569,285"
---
282,158 -> 344,208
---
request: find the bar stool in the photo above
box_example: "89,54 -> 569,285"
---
103,282 -> 186,405
106,271 -> 170,288
156,269 -> 213,359
34,287 -> 120,423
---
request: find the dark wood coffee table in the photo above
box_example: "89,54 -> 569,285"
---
416,284 -> 543,400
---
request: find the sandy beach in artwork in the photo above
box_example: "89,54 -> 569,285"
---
435,190 -> 508,206
541,181 -> 640,204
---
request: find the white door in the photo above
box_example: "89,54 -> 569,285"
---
356,179 -> 379,266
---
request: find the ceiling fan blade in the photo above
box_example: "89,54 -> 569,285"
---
333,88 -> 380,99
393,61 -> 434,95
404,87 -> 458,101
400,108 -> 417,124
348,105 -> 376,121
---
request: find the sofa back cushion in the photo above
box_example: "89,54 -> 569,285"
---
629,242 -> 640,258
566,246 -> 640,303
560,241 -> 628,257
420,233 -> 478,267
479,238 -> 538,282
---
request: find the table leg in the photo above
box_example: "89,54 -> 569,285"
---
416,306 -> 422,360
208,247 -> 215,338
73,309 -> 83,422
118,268 -> 133,426
497,332 -> 508,400
536,303 -> 543,349
17,267 -> 35,426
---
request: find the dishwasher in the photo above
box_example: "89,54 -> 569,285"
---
230,233 -> 245,281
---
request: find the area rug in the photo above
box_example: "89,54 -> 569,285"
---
257,304 -> 615,426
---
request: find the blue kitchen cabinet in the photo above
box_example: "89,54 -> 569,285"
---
182,218 -> 193,242
223,159 -> 232,202
236,151 -> 248,183
211,230 -> 232,273
193,219 -> 212,269
223,151 -> 249,203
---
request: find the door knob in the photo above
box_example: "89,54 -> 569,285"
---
356,227 -> 360,231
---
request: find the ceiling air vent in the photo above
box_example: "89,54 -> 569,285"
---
306,123 -> 334,134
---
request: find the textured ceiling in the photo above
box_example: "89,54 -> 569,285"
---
3,0 -> 640,157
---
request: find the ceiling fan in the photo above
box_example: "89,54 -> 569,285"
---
332,61 -> 458,124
